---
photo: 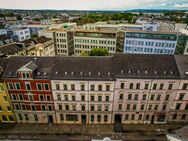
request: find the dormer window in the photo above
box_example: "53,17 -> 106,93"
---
22,72 -> 30,78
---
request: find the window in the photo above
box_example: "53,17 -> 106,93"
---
28,95 -> 34,101
179,93 -> 185,100
46,96 -> 51,101
133,104 -> 137,110
165,94 -> 169,101
159,83 -> 164,90
81,84 -> 85,91
71,84 -> 75,90
105,96 -> 109,101
18,114 -> 22,120
106,85 -> 110,91
125,114 -> 129,120
176,103 -> 181,110
172,114 -> 177,120
91,115 -> 94,122
41,105 -> 46,111
0,106 -> 2,111
58,105 -> 62,110
142,94 -> 146,100
48,105 -> 52,111
140,104 -> 145,110
57,94 -> 61,100
128,94 -> 132,100
98,96 -> 102,101
150,94 -> 154,100
97,105 -> 102,111
168,84 -> 173,90
81,105 -> 85,111
15,82 -> 21,90
144,83 -> 149,89
25,114 -> 29,120
98,85 -> 102,91
2,115 -> 7,121
181,114 -> 186,120
0,85 -> 5,91
66,115 -> 78,121
182,83 -> 188,90
162,105 -> 167,110
60,114 -> 64,121
105,105 -> 109,111
7,106 -> 11,111
22,72 -> 30,78
64,95 -> 69,101
44,83 -> 50,90
134,94 -> 138,100
131,114 -> 135,120
65,105 -> 69,110
120,83 -> 125,89
91,95 -> 94,101
129,83 -> 133,89
153,83 -> 157,90
119,94 -> 123,100
136,83 -> 140,89
81,95 -> 85,101
34,115 -> 38,121
97,115 -> 101,122
148,105 -> 152,110
104,115 -> 108,122
36,83 -> 43,90
146,114 -> 150,120
8,115 -> 14,121
118,104 -> 122,110
138,114 -> 142,120
127,104 -> 130,110
156,94 -> 161,100
154,105 -> 158,110
63,84 -> 67,90
11,94 -> 17,100
25,82 -> 31,90
18,94 -> 24,100
91,105 -> 94,111
72,95 -> 75,101
90,85 -> 95,91
4,96 -> 7,101
72,105 -> 76,111
55,84 -> 60,90
31,105 -> 36,111
7,82 -> 14,90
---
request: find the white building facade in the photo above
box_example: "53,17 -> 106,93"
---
14,28 -> 31,41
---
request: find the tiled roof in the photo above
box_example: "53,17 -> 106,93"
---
1,54 -> 187,80
0,43 -> 23,55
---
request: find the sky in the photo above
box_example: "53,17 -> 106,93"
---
0,0 -> 188,10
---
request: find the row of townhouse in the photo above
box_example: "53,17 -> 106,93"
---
41,27 -> 188,56
0,54 -> 188,124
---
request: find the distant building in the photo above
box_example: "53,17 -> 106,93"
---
124,30 -> 178,54
13,28 -> 31,41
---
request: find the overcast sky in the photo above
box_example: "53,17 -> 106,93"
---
0,0 -> 188,10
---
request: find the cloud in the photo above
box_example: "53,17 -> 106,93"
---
174,3 -> 188,8
0,0 -> 188,10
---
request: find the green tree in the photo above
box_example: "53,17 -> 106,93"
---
89,48 -> 109,56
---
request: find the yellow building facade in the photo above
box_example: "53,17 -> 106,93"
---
0,82 -> 15,123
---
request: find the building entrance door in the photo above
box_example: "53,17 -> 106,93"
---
81,115 -> 86,124
114,114 -> 122,123
48,115 -> 53,123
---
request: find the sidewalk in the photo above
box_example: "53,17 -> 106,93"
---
0,123 -> 186,138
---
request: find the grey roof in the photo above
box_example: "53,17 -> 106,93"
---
113,54 -> 180,79
0,43 -> 23,55
175,125 -> 188,140
174,55 -> 188,79
1,54 -> 187,80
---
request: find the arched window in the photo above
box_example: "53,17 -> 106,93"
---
119,94 -> 123,100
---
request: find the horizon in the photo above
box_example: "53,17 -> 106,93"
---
0,0 -> 188,11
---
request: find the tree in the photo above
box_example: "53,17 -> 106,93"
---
89,48 -> 109,56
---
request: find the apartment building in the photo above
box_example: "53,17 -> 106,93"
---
124,30 -> 178,54
0,59 -> 15,123
13,28 -> 31,41
3,57 -> 56,123
51,57 -> 114,124
0,54 -> 188,124
74,30 -> 117,56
